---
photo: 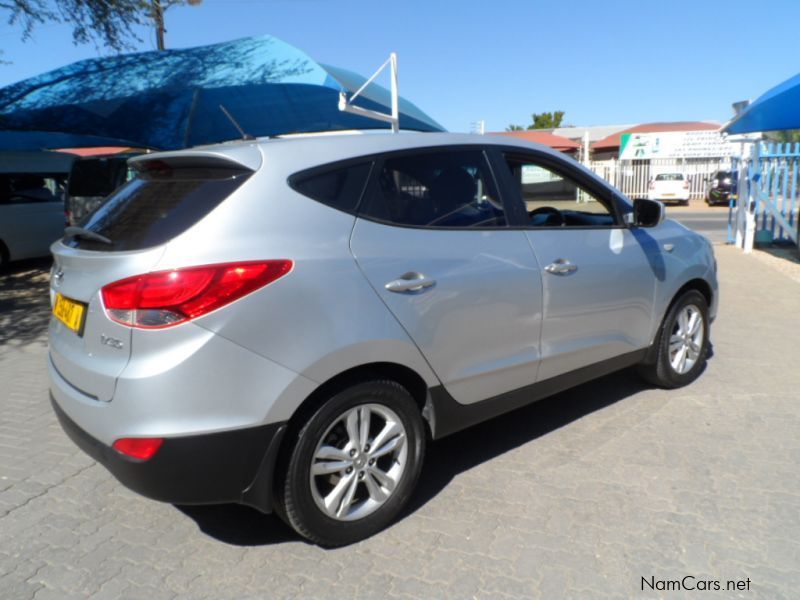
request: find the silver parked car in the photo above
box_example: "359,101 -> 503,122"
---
48,132 -> 718,546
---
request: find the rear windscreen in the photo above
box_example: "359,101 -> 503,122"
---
66,164 -> 251,251
655,173 -> 684,181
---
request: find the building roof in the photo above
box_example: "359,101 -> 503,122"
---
592,121 -> 721,150
55,146 -> 138,157
550,124 -> 635,143
490,130 -> 580,151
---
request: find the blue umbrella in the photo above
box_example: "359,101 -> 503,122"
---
724,72 -> 800,134
0,35 -> 444,150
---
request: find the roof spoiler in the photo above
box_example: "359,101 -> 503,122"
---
128,145 -> 262,172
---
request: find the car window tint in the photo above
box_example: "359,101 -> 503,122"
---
360,150 -> 505,228
0,173 -> 65,205
66,165 -> 250,251
502,154 -> 616,228
655,173 -> 684,181
68,157 -> 133,197
290,162 -> 371,214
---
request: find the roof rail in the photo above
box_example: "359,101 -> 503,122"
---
338,53 -> 399,133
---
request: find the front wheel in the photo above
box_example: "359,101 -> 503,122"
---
277,380 -> 425,546
638,290 -> 710,388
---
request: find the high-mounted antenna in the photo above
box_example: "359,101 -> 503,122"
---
338,53 -> 399,133
219,104 -> 254,140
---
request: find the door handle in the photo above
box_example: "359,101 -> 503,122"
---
544,259 -> 578,275
385,272 -> 437,293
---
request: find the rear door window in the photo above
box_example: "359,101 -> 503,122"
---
359,149 -> 506,228
67,163 -> 251,251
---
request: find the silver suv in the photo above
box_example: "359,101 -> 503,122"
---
48,132 -> 718,546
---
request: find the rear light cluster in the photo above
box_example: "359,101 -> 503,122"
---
101,260 -> 292,329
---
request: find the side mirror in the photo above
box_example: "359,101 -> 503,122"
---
632,198 -> 665,228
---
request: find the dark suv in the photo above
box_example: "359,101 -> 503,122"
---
705,170 -> 736,206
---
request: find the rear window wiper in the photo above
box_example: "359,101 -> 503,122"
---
64,226 -> 113,245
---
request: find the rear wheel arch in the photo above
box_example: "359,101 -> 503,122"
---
273,362 -> 431,496
272,363 -> 430,543
288,362 -> 429,428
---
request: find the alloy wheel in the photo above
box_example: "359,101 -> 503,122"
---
309,403 -> 408,521
669,304 -> 704,374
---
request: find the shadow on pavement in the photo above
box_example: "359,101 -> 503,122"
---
178,369 -> 652,547
757,242 -> 800,266
175,503 -> 297,546
403,370 -> 648,518
0,257 -> 52,350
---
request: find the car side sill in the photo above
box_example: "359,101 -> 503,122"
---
427,348 -> 648,439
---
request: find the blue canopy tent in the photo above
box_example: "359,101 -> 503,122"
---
0,35 -> 444,151
724,72 -> 800,134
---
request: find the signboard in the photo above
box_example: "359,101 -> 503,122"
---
619,130 -> 735,160
521,164 -> 561,184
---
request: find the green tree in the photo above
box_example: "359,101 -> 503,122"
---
527,110 -> 565,130
765,129 -> 800,145
505,124 -> 524,131
1,0 -> 200,53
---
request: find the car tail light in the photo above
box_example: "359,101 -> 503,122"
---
683,180 -> 690,189
112,437 -> 163,460
64,209 -> 71,226
648,181 -> 655,190
101,260 -> 293,328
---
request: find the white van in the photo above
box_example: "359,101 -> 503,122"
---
0,151 -> 74,268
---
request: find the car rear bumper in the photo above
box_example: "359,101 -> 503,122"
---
648,194 -> 690,202
51,394 -> 286,512
708,189 -> 731,203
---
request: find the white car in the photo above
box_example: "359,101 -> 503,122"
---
0,151 -> 72,268
648,172 -> 690,205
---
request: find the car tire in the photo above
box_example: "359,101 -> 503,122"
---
277,379 -> 425,547
638,289 -> 710,389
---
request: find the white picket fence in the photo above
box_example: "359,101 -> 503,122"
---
588,158 -> 732,200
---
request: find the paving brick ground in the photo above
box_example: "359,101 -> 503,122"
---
0,247 -> 798,599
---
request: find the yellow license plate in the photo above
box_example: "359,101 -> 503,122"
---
53,293 -> 87,335
662,193 -> 675,197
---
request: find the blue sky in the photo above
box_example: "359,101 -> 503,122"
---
1,0 -> 799,133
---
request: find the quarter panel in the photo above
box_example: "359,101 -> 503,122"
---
157,164 -> 441,391
50,324 -> 315,446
